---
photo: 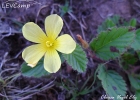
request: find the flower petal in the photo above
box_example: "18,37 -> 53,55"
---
22,44 -> 47,66
44,50 -> 61,73
45,14 -> 63,39
56,34 -> 76,54
22,22 -> 47,43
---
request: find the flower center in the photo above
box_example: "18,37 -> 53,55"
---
46,41 -> 53,47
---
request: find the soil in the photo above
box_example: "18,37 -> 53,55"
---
0,0 -> 139,100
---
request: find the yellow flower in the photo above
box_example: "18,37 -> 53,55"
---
22,14 -> 76,73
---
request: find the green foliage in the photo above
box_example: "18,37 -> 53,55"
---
121,52 -> 138,67
122,54 -> 137,65
123,18 -> 137,27
136,90 -> 140,100
129,19 -> 137,27
97,19 -> 116,33
97,15 -> 120,33
90,27 -> 135,60
97,15 -> 137,33
137,51 -> 140,60
128,75 -> 140,100
131,29 -> 140,50
111,15 -> 120,25
21,59 -> 49,78
128,75 -> 140,90
60,0 -> 72,16
63,44 -> 88,72
97,64 -> 127,100
96,16 -> 140,99
60,74 -> 100,100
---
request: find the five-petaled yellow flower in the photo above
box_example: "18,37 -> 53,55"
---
22,14 -> 76,73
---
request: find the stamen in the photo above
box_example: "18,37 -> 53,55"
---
46,41 -> 53,47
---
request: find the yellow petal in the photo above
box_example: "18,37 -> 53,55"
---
22,44 -> 47,66
22,22 -> 47,43
44,50 -> 61,73
56,34 -> 76,54
45,14 -> 63,39
27,63 -> 37,68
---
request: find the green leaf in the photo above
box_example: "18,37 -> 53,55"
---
63,44 -> 87,72
128,75 -> 140,90
97,64 -> 127,100
97,15 -> 120,33
111,15 -> 120,25
121,50 -> 138,70
90,27 -> 135,60
21,59 -> 49,78
137,51 -> 140,60
122,18 -> 136,27
136,90 -> 140,100
131,29 -> 140,50
97,19 -> 116,33
129,19 -> 137,27
122,52 -> 138,65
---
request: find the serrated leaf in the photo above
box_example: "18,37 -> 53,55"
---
128,75 -> 140,90
131,29 -> 140,50
97,64 -> 127,100
21,59 -> 49,78
90,27 -> 135,60
63,44 -> 87,72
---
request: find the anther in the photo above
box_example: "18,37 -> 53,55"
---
46,41 -> 53,47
